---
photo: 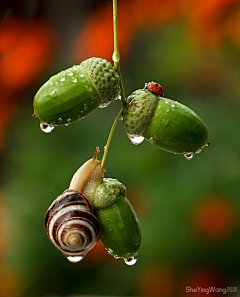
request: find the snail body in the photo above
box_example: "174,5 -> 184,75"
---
33,58 -> 120,127
122,88 -> 209,155
45,189 -> 101,262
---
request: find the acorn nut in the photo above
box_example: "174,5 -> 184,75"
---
33,57 -> 120,128
122,87 -> 209,156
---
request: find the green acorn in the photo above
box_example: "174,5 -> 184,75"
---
33,58 -> 120,131
93,178 -> 141,264
122,87 -> 209,158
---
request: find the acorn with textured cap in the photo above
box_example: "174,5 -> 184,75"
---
33,57 -> 120,130
93,178 -> 141,263
122,84 -> 209,158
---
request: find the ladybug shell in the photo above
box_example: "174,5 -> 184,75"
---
145,82 -> 164,96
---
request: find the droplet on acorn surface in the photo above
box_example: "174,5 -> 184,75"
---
124,256 -> 138,266
184,153 -> 194,160
128,134 -> 144,145
40,123 -> 55,133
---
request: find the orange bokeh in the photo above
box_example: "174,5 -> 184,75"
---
73,0 -> 179,62
181,0 -> 240,48
180,267 -> 223,297
74,0 -> 240,62
0,17 -> 56,149
137,264 -> 175,297
0,18 -> 56,90
191,194 -> 238,241
85,240 -> 110,266
0,267 -> 23,297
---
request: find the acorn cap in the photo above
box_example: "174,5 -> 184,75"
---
122,89 -> 158,136
81,58 -> 120,106
92,178 -> 126,209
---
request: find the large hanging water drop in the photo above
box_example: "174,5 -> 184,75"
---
184,153 -> 194,160
124,256 -> 138,266
67,256 -> 84,263
40,123 -> 55,133
128,135 -> 144,145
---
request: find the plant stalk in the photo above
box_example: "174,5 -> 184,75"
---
101,109 -> 123,169
112,0 -> 126,107
101,0 -> 127,169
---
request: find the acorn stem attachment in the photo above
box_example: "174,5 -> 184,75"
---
101,108 -> 123,170
112,0 -> 126,106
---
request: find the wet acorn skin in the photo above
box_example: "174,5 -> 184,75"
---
34,65 -> 100,125
33,58 -> 120,126
95,194 -> 141,259
122,90 -> 208,154
144,97 -> 209,154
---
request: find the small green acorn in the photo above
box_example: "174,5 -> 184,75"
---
122,85 -> 209,157
33,57 -> 120,131
93,178 -> 141,264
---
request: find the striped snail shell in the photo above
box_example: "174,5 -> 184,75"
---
45,189 -> 101,263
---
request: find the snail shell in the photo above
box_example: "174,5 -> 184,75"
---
45,189 -> 101,262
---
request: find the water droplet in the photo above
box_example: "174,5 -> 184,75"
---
49,82 -> 53,86
118,95 -> 121,100
196,147 -> 202,154
58,118 -> 62,124
72,78 -> 78,83
171,103 -> 175,107
163,119 -> 169,126
80,74 -> 84,77
40,123 -> 54,133
55,82 -> 58,84
184,153 -> 194,160
60,77 -> 65,82
50,89 -> 56,97
99,102 -> 109,108
67,118 -> 71,123
128,134 -> 144,145
85,85 -> 93,92
67,256 -> 84,263
67,72 -> 73,76
124,256 -> 138,266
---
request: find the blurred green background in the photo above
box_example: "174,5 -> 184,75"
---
1,0 -> 240,296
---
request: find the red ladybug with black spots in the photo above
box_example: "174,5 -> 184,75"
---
144,82 -> 164,97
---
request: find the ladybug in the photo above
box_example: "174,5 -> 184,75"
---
144,82 -> 164,96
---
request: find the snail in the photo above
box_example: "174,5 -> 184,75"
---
122,83 -> 209,158
45,148 -> 141,264
33,57 -> 120,130
45,189 -> 101,263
